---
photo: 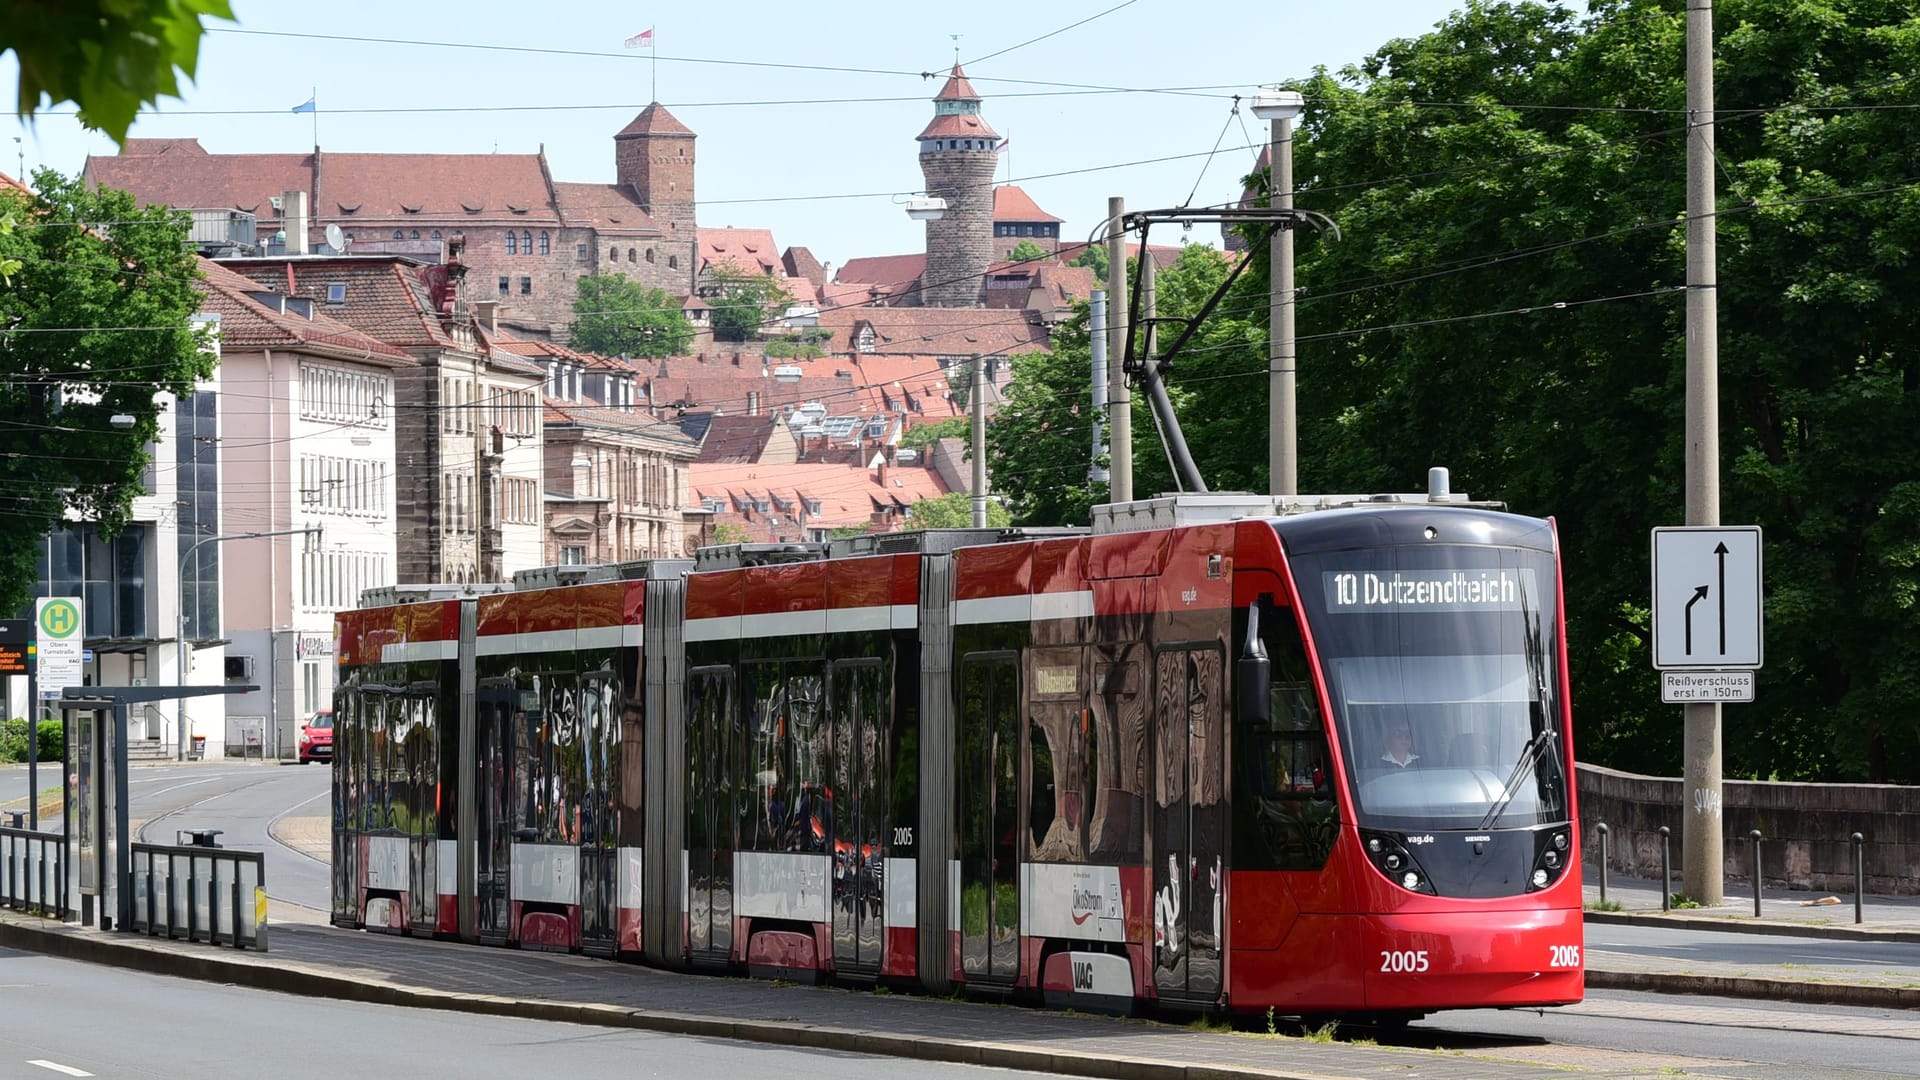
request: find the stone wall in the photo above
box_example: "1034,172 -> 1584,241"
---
1577,763 -> 1920,895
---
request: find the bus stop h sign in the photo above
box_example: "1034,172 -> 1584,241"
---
1651,526 -> 1763,670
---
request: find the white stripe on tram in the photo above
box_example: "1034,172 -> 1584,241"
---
377,640 -> 457,664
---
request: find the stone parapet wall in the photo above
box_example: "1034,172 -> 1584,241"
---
1577,763 -> 1919,895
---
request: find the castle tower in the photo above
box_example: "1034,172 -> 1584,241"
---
917,65 -> 998,308
614,103 -> 697,237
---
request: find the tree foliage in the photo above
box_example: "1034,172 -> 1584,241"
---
704,264 -> 794,343
4,0 -> 236,144
909,491 -> 1011,529
0,171 -> 215,613
569,274 -> 693,358
1009,239 -> 1050,263
900,416 -> 968,451
1068,242 -> 1109,281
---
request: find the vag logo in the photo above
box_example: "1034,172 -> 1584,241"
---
1073,960 -> 1095,990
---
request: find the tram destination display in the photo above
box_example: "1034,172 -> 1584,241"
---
1323,568 -> 1535,614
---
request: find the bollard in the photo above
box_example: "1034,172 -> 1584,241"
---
1596,823 -> 1610,906
1659,826 -> 1672,912
1749,830 -> 1764,917
1853,832 -> 1866,925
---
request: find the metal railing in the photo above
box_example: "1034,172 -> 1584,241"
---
129,833 -> 268,950
0,824 -> 69,919
1593,821 -> 1872,925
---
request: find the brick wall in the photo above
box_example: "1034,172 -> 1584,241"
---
1578,763 -> 1920,895
920,149 -> 996,308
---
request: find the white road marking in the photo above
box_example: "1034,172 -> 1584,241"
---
28,1061 -> 94,1076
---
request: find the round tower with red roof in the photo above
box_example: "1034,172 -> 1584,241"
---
916,65 -> 998,308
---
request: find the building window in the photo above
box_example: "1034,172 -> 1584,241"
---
432,230 -> 442,240
506,231 -> 517,254
645,248 -> 655,263
538,232 -> 550,255
521,231 -> 532,254
607,248 -> 616,261
410,230 -> 420,240
577,243 -> 588,260
498,276 -> 510,294
325,282 -> 347,305
392,230 -> 404,240
667,255 -> 678,269
520,277 -> 532,295
561,546 -> 585,566
627,247 -> 636,262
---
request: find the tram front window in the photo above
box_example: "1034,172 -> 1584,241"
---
1289,543 -> 1567,836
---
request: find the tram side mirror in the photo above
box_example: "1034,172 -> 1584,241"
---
1236,654 -> 1271,727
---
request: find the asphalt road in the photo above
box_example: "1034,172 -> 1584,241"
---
1588,922 -> 1920,978
0,948 -> 1065,1080
126,763 -> 333,914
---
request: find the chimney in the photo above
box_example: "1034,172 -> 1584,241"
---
283,190 -> 309,254
472,299 -> 499,334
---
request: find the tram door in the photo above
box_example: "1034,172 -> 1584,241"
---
579,672 -> 618,952
830,662 -> 886,974
475,677 -> 516,942
404,688 -> 439,931
1152,646 -> 1226,1002
686,668 -> 736,963
331,686 -> 359,928
958,654 -> 1020,984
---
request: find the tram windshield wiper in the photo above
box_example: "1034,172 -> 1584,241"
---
1475,710 -> 1557,831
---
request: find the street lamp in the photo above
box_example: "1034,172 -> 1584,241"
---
175,526 -> 319,760
1251,89 -> 1304,497
905,196 -> 947,222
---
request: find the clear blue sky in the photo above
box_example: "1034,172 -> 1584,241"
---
4,0 -> 1483,271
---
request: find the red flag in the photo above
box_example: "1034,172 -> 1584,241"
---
624,27 -> 654,48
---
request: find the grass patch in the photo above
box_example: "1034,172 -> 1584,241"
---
1586,898 -> 1623,912
1301,1020 -> 1341,1043
1669,893 -> 1702,909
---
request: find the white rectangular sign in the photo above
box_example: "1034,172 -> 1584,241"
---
34,596 -> 85,698
1651,526 -> 1763,670
1661,670 -> 1755,704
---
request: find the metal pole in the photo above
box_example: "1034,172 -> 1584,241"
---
1681,0 -> 1725,908
1597,822 -> 1609,906
1852,832 -> 1865,924
970,354 -> 988,527
1105,197 -> 1132,503
1749,829 -> 1763,917
1269,113 -> 1297,496
1089,290 -> 1109,485
1659,825 -> 1672,911
26,666 -> 38,829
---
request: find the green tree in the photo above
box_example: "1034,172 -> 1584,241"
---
900,416 -> 968,451
711,522 -> 750,545
1068,242 -> 1109,281
908,491 -> 1011,529
705,264 -> 793,343
1199,0 -> 1920,783
1009,239 -> 1050,263
569,275 -> 692,357
0,171 -> 216,613
4,0 -> 236,145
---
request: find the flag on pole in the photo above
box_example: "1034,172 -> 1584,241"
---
624,27 -> 654,48
291,97 -> 317,114
995,137 -> 1010,154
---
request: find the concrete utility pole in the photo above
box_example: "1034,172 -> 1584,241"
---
1105,197 -> 1132,503
1089,290 -> 1109,485
1682,0 -> 1724,906
970,353 -> 988,527
1252,92 -> 1304,496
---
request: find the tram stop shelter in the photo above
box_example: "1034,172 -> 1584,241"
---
59,685 -> 257,931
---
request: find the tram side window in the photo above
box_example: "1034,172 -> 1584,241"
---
743,660 -> 828,853
1234,605 -> 1336,872
1086,658 -> 1144,862
618,649 -> 646,846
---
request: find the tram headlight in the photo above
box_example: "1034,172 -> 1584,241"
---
1528,828 -> 1574,892
1384,853 -> 1403,871
1368,837 -> 1384,854
1542,849 -> 1560,869
1553,831 -> 1569,852
1532,868 -> 1550,889
1360,830 -> 1436,895
1402,871 -> 1422,890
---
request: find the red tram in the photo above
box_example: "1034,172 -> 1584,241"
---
331,489 -> 1583,1020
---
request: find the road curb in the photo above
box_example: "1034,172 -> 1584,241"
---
0,917 -> 1338,1080
1585,968 -> 1920,1009
1585,910 -> 1920,943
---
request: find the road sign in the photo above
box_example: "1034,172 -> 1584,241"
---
1661,670 -> 1755,704
0,617 -> 27,645
1651,526 -> 1763,670
35,596 -> 85,698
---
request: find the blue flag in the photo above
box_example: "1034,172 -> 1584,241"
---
291,97 -> 316,114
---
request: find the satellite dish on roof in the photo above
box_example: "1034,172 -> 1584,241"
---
324,223 -> 345,252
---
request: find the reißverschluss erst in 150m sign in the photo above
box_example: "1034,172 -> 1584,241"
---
1650,526 -> 1763,701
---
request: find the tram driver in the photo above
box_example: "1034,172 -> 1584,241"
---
1379,724 -> 1419,768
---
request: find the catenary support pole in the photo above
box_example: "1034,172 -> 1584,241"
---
970,354 -> 988,528
1089,291 -> 1109,485
1105,197 -> 1132,503
1682,0 -> 1724,907
1269,112 -> 1298,496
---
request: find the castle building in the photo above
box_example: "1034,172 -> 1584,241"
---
916,65 -> 999,308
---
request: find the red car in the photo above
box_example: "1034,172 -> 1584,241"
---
298,709 -> 334,764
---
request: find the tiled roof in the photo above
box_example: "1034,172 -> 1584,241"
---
695,414 -> 778,463
835,253 -> 926,286
933,65 -> 982,102
552,182 -> 659,234
691,461 -> 947,531
545,396 -> 696,444
118,138 -> 208,157
992,185 -> 1061,223
0,169 -> 28,196
814,305 -> 1049,358
782,246 -> 826,288
1054,239 -> 1189,272
84,145 -> 560,227
217,255 -> 459,351
699,228 -> 782,276
615,103 -> 694,138
194,258 -> 415,364
916,113 -> 1000,142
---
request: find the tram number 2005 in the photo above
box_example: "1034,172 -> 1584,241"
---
1379,950 -> 1430,973
1550,945 -> 1581,968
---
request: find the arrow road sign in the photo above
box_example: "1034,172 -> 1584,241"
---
1652,526 -> 1763,671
